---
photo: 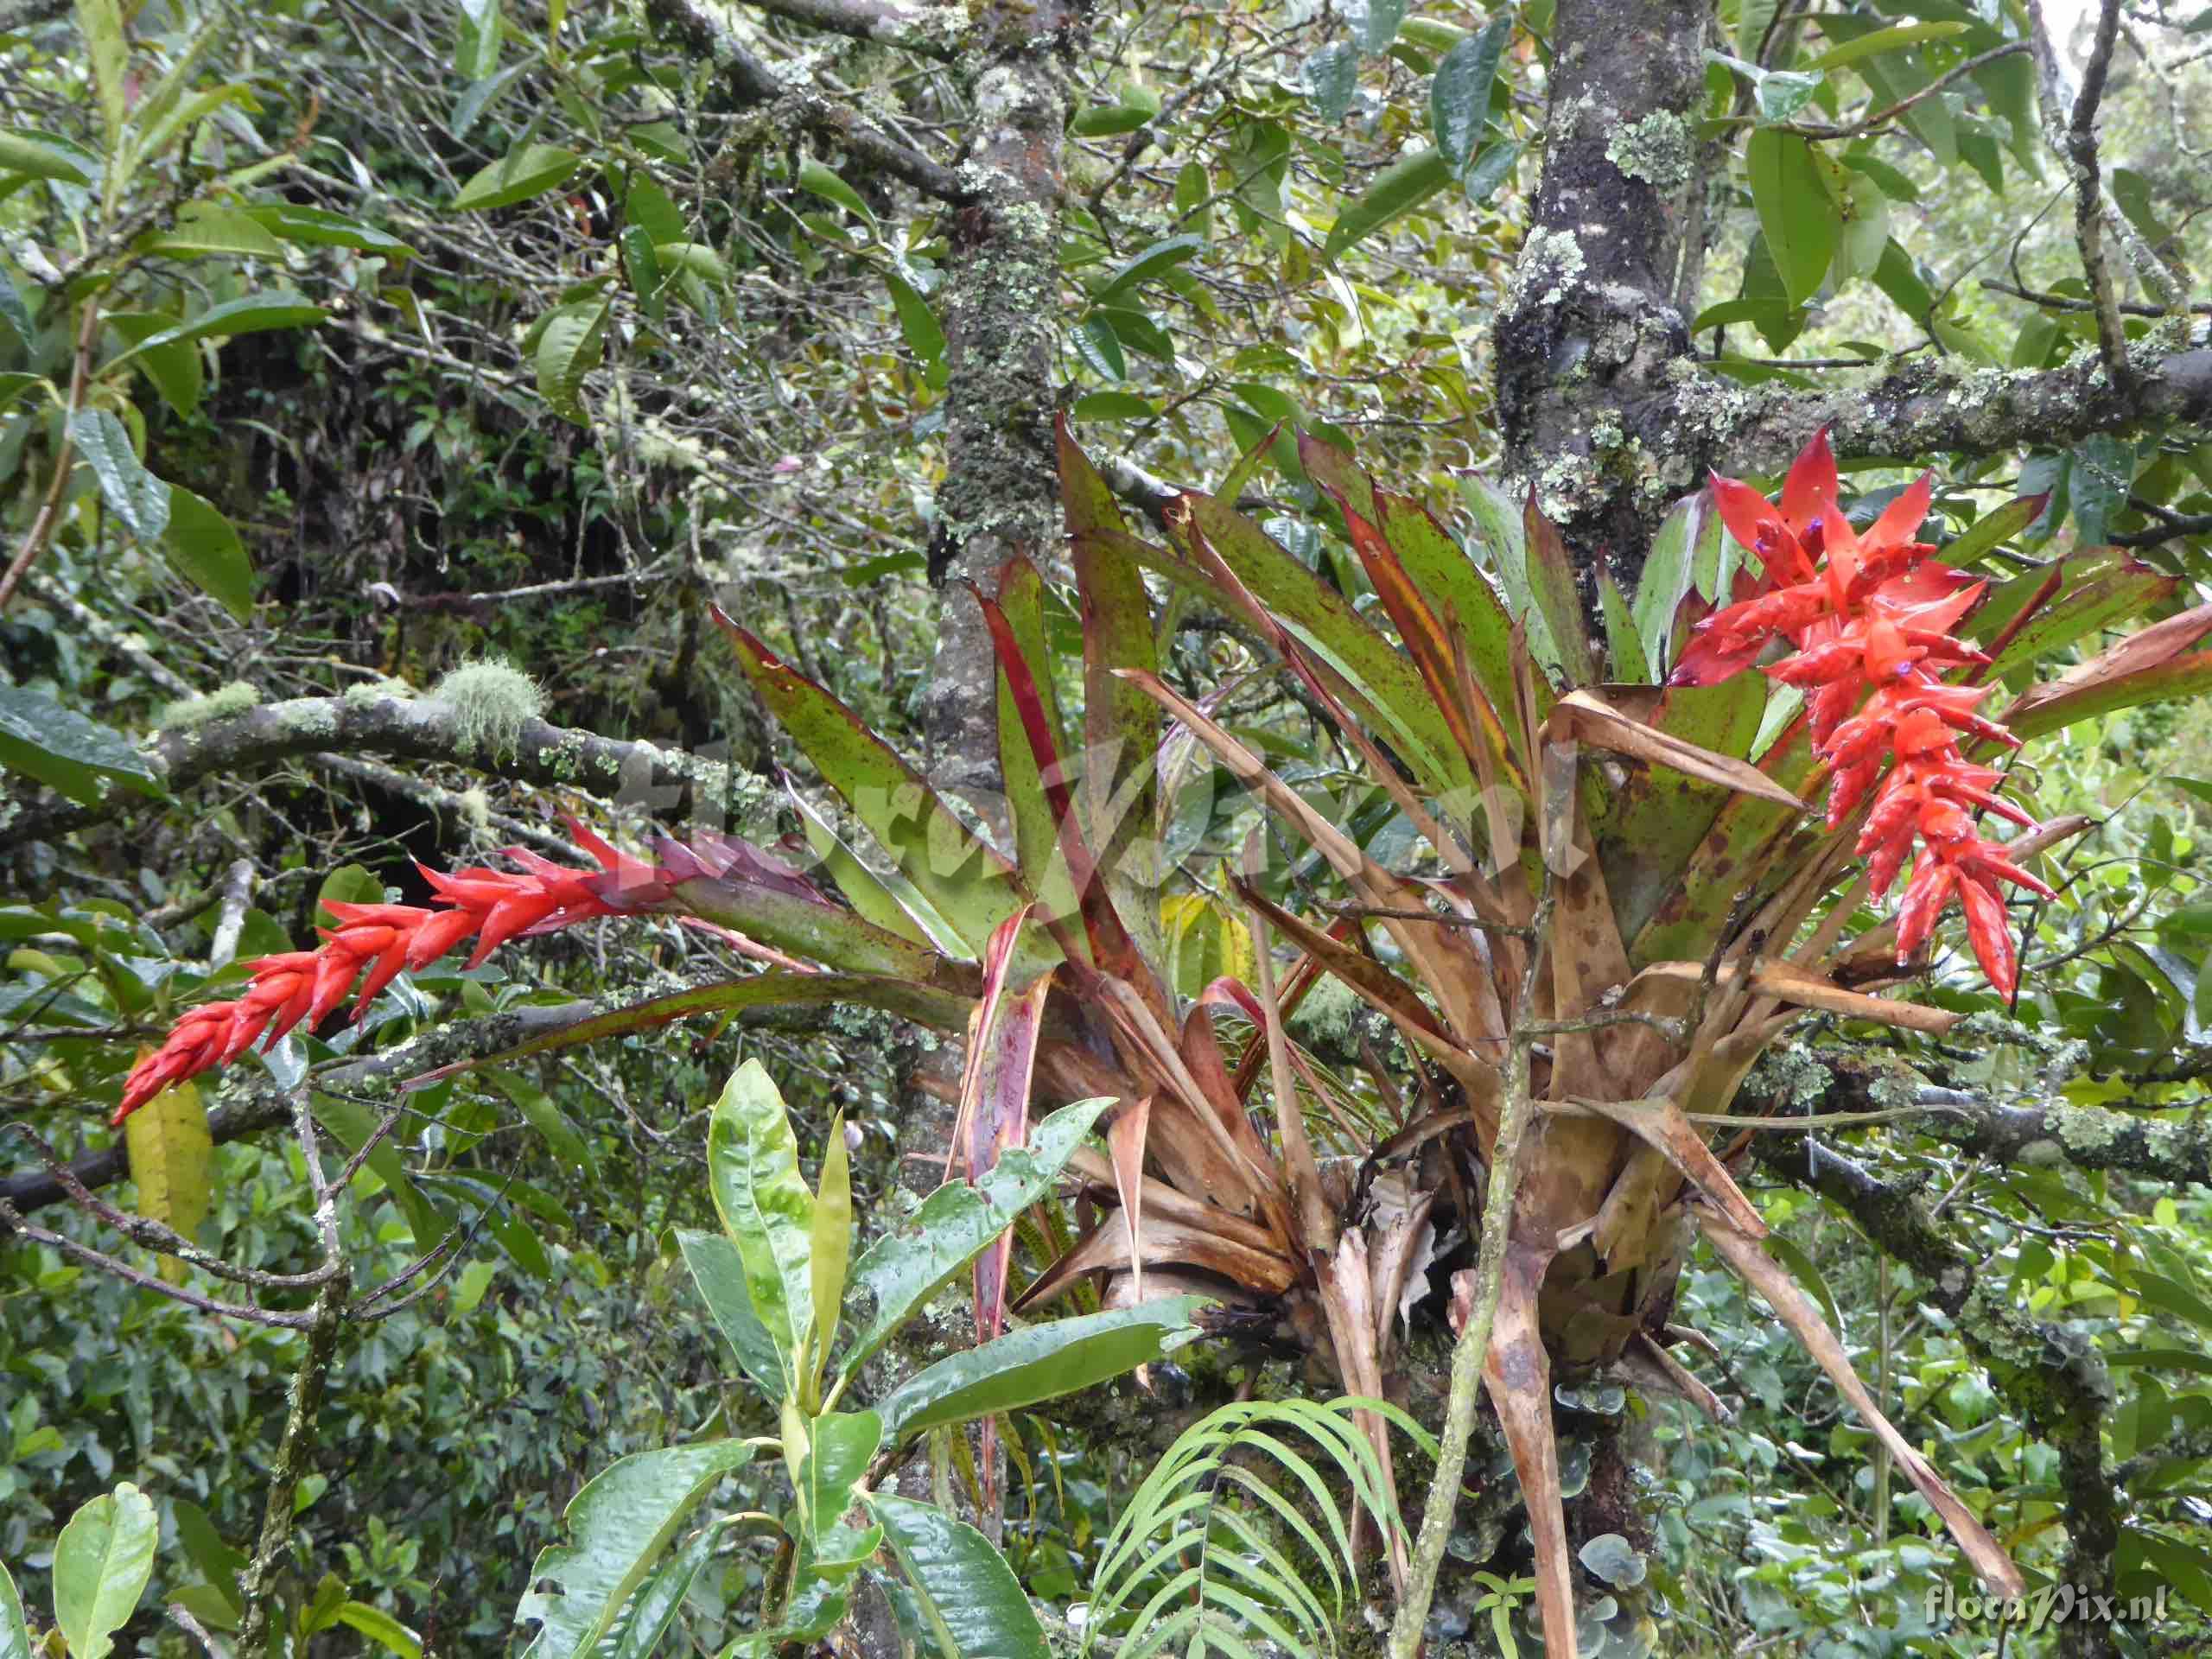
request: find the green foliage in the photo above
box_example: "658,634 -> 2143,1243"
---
1084,1397 -> 1433,1659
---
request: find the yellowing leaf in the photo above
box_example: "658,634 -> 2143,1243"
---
124,1069 -> 213,1284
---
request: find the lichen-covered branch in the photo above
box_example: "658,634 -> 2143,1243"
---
740,0 -> 964,59
1750,1131 -> 2122,1659
0,693 -> 747,856
1767,1051 -> 2212,1189
645,0 -> 969,201
1694,345 -> 2212,479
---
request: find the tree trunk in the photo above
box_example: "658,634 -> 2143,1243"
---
1495,0 -> 1708,602
923,4 -> 1074,816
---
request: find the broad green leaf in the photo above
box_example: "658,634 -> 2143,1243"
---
483,1066 -> 594,1173
798,161 -> 874,226
456,0 -> 502,80
799,1410 -> 880,1548
1463,138 -> 1518,202
886,270 -> 947,387
54,1482 -> 158,1659
102,295 -> 330,370
1060,427 -> 1165,966
69,409 -> 169,542
1745,129 -> 1839,305
868,1494 -> 1050,1659
807,1118 -> 853,1393
1071,391 -> 1154,422
0,685 -> 160,806
875,1299 -> 1205,1444
245,204 -> 416,257
1431,13 -> 1510,178
123,1075 -> 211,1284
515,1441 -> 755,1659
839,1096 -> 1112,1382
626,173 -> 685,242
452,143 -> 582,212
654,241 -> 728,290
0,1560 -> 29,1659
78,0 -> 130,148
707,1058 -> 815,1394
1804,20 -> 1966,71
0,271 -> 34,348
1304,41 -> 1358,124
1095,233 -> 1204,302
0,129 -> 100,187
606,1518 -> 726,1659
1070,102 -> 1152,137
721,621 -> 1036,962
103,311 -> 203,417
451,1258 -> 496,1314
678,1230 -> 785,1400
535,297 -> 610,425
1072,314 -> 1126,381
146,202 -> 284,258
334,1603 -> 423,1659
133,84 -> 256,163
163,487 -> 256,621
1324,148 -> 1451,258
1812,12 -> 1955,163
128,14 -> 231,150
1363,0 -> 1408,52
1871,238 -> 1936,326
451,59 -> 531,139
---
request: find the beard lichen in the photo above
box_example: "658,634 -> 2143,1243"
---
431,658 -> 545,760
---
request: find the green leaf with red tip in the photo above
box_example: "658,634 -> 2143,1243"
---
2004,606 -> 2212,741
1172,492 -> 1474,804
1967,548 -> 2177,683
1521,493 -> 1595,685
1061,448 -> 1166,969
980,559 -> 1084,945
718,613 -> 1044,968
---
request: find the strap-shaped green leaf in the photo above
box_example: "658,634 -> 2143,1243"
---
707,1059 -> 814,1395
0,1560 -> 30,1659
516,1441 -> 754,1659
837,1096 -> 1112,1385
677,1229 -> 784,1400
868,1494 -> 1049,1659
875,1299 -> 1205,1445
805,1120 -> 853,1402
720,614 -> 1038,963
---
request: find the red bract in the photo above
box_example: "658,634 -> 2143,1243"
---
114,821 -> 685,1123
1675,431 -> 2051,997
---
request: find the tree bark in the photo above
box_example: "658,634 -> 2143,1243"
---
1494,0 -> 1708,598
922,2 -> 1074,814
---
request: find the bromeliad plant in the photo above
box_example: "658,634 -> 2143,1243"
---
515,1059 -> 1202,1659
113,419 -> 2212,1658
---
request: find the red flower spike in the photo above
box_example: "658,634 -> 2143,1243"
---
116,831 -> 690,1124
1686,433 -> 2049,999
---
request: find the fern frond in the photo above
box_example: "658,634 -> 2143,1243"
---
1080,1396 -> 1432,1659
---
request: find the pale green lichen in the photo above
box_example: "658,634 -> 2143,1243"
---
1512,228 -> 1587,310
1605,111 -> 1692,190
154,681 -> 261,730
283,699 -> 339,739
456,786 -> 492,832
343,676 -> 415,705
430,658 -> 544,758
1288,974 -> 1361,1050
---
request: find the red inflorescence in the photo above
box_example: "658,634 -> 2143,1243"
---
114,821 -> 678,1124
1670,430 -> 2055,997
